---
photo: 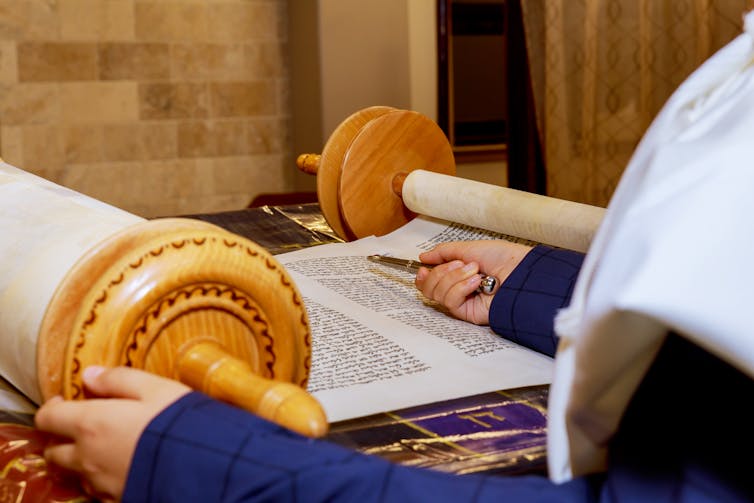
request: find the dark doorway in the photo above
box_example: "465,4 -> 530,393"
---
437,0 -> 545,193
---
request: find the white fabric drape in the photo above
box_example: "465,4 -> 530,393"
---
547,9 -> 754,481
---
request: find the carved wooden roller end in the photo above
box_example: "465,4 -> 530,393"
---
37,218 -> 328,438
296,106 -> 456,241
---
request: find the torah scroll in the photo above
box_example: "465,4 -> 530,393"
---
297,107 -> 606,251
402,170 -> 606,253
0,161 -> 326,437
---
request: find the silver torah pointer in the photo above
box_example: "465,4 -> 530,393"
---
367,254 -> 498,294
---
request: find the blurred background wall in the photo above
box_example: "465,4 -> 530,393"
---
1,0 -> 750,216
0,0 -> 502,218
0,0 -> 293,217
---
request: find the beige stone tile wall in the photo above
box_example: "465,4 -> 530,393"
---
0,0 -> 294,217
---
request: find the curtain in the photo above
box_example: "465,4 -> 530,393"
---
520,0 -> 751,206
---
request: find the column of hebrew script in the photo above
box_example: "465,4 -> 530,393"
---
276,216 -> 554,422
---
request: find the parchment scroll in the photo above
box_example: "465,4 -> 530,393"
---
402,170 -> 606,253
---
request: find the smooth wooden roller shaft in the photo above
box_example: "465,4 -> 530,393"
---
402,170 -> 605,253
177,341 -> 328,437
296,153 -> 320,175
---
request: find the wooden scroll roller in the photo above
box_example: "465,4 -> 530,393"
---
0,162 -> 327,438
297,106 -> 606,253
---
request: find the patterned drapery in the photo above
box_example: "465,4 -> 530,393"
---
521,0 -> 751,206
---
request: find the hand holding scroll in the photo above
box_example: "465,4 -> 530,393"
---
35,366 -> 191,502
415,240 -> 533,325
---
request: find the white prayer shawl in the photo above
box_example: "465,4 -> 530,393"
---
548,10 -> 754,483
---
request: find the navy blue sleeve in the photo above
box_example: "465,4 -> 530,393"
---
489,245 -> 585,357
122,392 -> 595,503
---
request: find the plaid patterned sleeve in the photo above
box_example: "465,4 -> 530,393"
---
122,392 -> 594,502
488,245 -> 584,358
